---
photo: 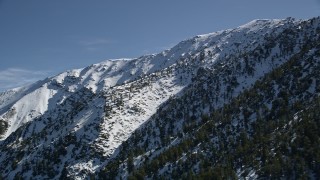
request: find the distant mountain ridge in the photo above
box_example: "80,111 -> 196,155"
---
0,17 -> 319,179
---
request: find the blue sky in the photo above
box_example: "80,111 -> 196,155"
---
0,0 -> 319,92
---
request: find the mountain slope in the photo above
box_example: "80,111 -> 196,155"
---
0,17 -> 319,179
105,33 -> 320,179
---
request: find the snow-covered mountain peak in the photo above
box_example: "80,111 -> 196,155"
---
0,17 -> 310,141
0,16 -> 319,179
237,17 -> 297,30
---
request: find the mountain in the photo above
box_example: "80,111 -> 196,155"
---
0,17 -> 319,179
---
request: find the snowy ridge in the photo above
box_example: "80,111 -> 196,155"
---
0,17 -> 290,140
0,17 -> 319,179
104,17 -> 320,179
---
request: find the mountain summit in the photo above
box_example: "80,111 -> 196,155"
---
0,17 -> 319,179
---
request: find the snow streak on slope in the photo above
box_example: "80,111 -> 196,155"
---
94,67 -> 191,156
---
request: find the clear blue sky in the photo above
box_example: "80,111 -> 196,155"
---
0,0 -> 319,92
